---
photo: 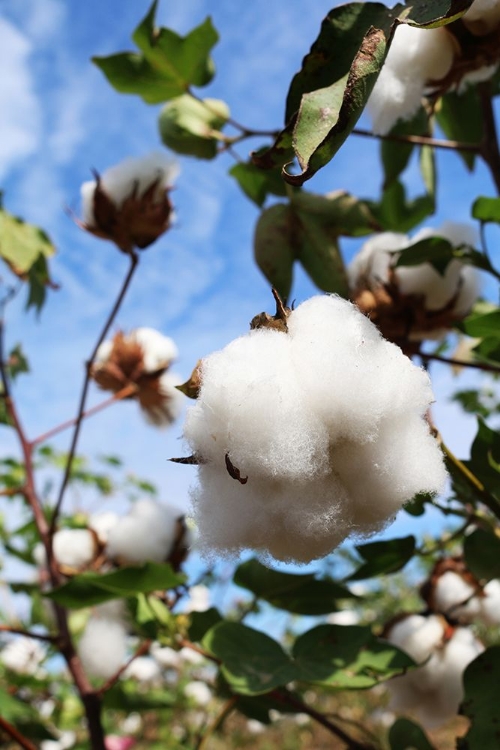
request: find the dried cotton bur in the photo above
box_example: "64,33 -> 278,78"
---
181,292 -> 446,563
91,327 -> 184,426
348,222 -> 480,352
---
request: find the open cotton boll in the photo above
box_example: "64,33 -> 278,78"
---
432,571 -> 481,622
458,64 -> 500,92
78,616 -> 128,680
346,232 -> 407,289
106,499 -> 179,564
123,656 -> 162,684
151,643 -> 182,669
464,0 -> 500,34
367,25 -> 455,134
140,371 -> 185,427
1,637 -> 46,675
53,528 -> 97,569
185,295 -> 444,563
184,680 -> 213,706
81,152 -> 179,224
88,512 -> 120,545
386,614 -> 445,664
480,579 -> 500,624
131,328 -> 178,373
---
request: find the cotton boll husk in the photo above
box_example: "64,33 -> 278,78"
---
131,327 -> 178,372
288,296 -> 435,441
141,371 -> 185,427
106,499 -> 179,564
386,614 -> 445,664
89,512 -> 120,544
480,579 -> 500,624
53,528 -> 96,569
78,617 -> 128,679
432,571 -> 481,621
184,329 -> 330,481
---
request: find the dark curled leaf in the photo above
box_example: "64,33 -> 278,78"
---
169,454 -> 204,465
225,453 -> 248,484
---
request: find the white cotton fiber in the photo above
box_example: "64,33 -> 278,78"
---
367,24 -> 455,134
1,637 -> 46,675
53,528 -> 96,569
184,680 -> 213,706
81,152 -> 179,225
106,498 -> 179,564
464,0 -> 500,33
432,571 -> 481,622
385,616 -> 483,727
140,371 -> 185,427
479,579 -> 500,625
88,512 -> 120,544
131,328 -> 178,373
78,614 -> 128,680
184,295 -> 445,563
347,232 -> 407,289
123,656 -> 162,684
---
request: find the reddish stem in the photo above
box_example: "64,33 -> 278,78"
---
0,716 -> 38,750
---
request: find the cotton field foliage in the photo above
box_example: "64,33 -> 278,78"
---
183,294 -> 447,563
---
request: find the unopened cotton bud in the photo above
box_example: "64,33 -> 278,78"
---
78,615 -> 128,680
106,499 -> 180,564
81,152 -> 178,251
184,294 -> 446,563
368,24 -> 455,134
1,637 -> 46,675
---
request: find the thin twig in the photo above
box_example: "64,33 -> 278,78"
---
31,383 -> 137,447
420,352 -> 500,374
50,251 -> 138,532
96,639 -> 152,696
0,624 -> 57,642
196,696 -> 238,750
270,690 -> 376,750
352,127 -> 480,153
0,715 -> 38,750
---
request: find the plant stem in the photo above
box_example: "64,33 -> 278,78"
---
0,624 -> 57,642
419,352 -> 500,374
270,690 -> 377,750
352,127 -> 480,153
478,82 -> 500,195
0,716 -> 38,750
96,639 -> 152,697
31,383 -> 137,447
196,696 -> 238,750
50,251 -> 138,532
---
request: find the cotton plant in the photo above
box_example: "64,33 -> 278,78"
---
383,613 -> 484,727
81,152 -> 179,252
348,222 -> 480,351
91,327 -> 184,427
182,293 -> 446,563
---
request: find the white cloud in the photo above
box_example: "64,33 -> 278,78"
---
0,18 -> 41,178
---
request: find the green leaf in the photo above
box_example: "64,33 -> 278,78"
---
389,717 -> 436,750
466,418 -> 500,501
395,236 -> 455,275
0,687 -> 36,720
93,5 -> 218,104
103,683 -> 175,711
368,180 -> 434,233
234,558 -> 354,615
293,207 -> 349,296
202,622 -> 296,695
462,309 -> 500,338
293,624 -> 414,688
349,536 -> 415,580
158,94 -> 229,158
290,190 -> 379,237
188,607 -> 223,642
464,529 -> 500,581
458,646 -> 500,749
45,562 -> 184,609
229,162 -> 287,207
7,344 -> 29,380
472,196 -> 500,224
253,204 -> 295,301
402,0 -> 474,27
437,88 -> 482,171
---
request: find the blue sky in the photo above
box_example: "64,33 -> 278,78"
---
0,0 -> 498,571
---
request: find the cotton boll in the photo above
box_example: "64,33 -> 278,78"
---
131,328 -> 178,373
78,616 -> 128,680
432,571 -> 481,622
53,528 -> 97,569
1,637 -> 46,675
89,512 -> 120,545
150,643 -> 182,669
480,579 -> 500,624
140,371 -> 185,427
106,499 -> 179,564
386,614 -> 445,664
453,266 -> 481,316
368,67 -> 425,135
464,0 -> 500,34
347,232 -> 407,289
184,680 -> 212,706
94,339 -> 114,366
123,656 -> 162,684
